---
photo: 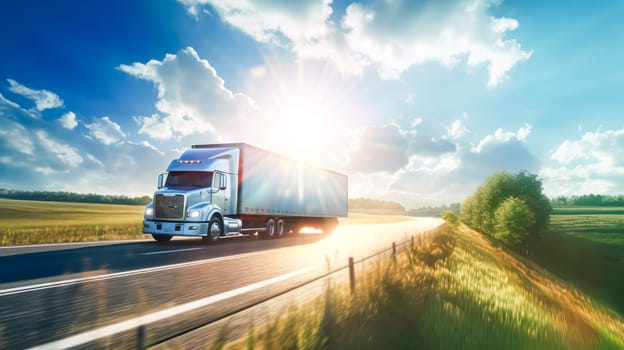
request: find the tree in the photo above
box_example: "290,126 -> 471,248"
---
441,210 -> 459,227
493,197 -> 536,245
460,171 -> 552,244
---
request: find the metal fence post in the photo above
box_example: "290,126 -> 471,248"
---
137,325 -> 146,350
348,257 -> 355,294
392,242 -> 396,261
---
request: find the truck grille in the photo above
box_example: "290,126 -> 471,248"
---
155,194 -> 185,220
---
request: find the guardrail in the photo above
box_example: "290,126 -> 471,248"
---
137,232 -> 428,349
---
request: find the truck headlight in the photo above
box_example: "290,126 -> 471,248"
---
187,210 -> 200,218
145,207 -> 154,217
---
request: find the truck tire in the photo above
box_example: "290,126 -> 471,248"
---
152,234 -> 173,242
203,217 -> 222,244
276,218 -> 286,238
260,218 -> 276,240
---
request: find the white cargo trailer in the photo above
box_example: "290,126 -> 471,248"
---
143,143 -> 348,242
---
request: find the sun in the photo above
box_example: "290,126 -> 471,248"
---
283,103 -> 325,161
251,58 -> 355,166
262,82 -> 339,165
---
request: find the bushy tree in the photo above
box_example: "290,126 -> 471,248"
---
493,197 -> 536,245
460,171 -> 552,244
441,210 -> 459,227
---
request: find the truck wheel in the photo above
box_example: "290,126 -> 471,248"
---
152,234 -> 173,242
203,217 -> 222,244
261,218 -> 276,239
276,219 -> 286,238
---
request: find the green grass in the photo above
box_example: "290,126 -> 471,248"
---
0,198 -> 146,245
531,209 -> 624,316
552,206 -> 624,215
223,224 -> 624,349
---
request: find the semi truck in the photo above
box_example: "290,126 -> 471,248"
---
143,143 -> 348,242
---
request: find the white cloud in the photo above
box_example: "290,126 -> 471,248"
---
86,153 -> 105,168
541,128 -> 624,197
0,88 -> 170,197
550,140 -> 584,165
34,130 -> 83,168
187,0 -> 332,46
349,124 -> 409,173
119,47 -> 256,141
0,92 -> 39,119
6,78 -> 64,111
474,123 -> 532,152
180,0 -> 531,86
58,111 -> 78,130
411,118 -> 423,128
445,119 -> 470,140
85,116 -> 126,145
348,120 -> 461,176
393,134 -> 539,206
133,113 -> 210,141
121,140 -> 164,155
0,117 -> 35,156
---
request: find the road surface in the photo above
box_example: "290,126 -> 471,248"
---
0,217 -> 443,349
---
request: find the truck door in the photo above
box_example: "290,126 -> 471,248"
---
213,172 -> 230,214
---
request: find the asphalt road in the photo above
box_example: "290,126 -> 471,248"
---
0,217 -> 443,349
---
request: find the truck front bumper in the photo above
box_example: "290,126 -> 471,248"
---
143,220 -> 208,237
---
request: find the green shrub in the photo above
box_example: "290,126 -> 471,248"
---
441,210 -> 459,227
493,197 -> 536,245
460,171 -> 552,244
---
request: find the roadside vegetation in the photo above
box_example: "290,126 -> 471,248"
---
409,203 -> 460,217
224,223 -> 624,349
459,171 -> 624,318
461,171 -> 552,247
0,198 -> 145,245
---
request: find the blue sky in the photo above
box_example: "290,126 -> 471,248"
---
1,0 -> 623,208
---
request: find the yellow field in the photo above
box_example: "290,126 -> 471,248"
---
0,198 -> 145,245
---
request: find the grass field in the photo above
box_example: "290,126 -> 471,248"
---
0,198 -> 146,245
553,206 -> 624,215
224,224 -> 624,349
532,206 -> 624,316
0,199 -> 414,246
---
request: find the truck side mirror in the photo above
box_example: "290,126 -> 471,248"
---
219,175 -> 227,190
158,173 -> 165,189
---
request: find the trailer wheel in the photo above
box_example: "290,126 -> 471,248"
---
203,217 -> 222,244
152,234 -> 173,242
261,218 -> 276,239
276,218 -> 286,238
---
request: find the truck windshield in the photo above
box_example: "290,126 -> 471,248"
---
165,171 -> 213,188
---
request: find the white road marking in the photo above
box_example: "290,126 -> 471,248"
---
0,251 -> 265,297
141,248 -> 202,255
28,265 -> 318,350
